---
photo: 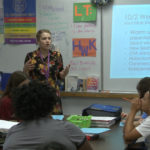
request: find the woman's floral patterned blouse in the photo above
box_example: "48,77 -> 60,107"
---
24,48 -> 64,114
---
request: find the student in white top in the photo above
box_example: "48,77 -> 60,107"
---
123,77 -> 150,144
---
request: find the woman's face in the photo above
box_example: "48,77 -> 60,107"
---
38,32 -> 52,50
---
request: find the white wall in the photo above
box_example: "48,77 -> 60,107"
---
0,44 -> 37,73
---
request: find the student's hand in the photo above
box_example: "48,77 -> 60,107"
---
59,64 -> 70,79
138,118 -> 143,124
130,97 -> 142,112
122,97 -> 136,103
121,112 -> 128,119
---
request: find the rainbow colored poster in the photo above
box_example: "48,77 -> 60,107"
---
4,0 -> 36,44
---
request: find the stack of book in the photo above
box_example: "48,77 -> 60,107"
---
65,75 -> 99,92
65,76 -> 87,92
91,116 -> 116,128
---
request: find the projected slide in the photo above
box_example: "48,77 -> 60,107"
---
110,5 -> 150,78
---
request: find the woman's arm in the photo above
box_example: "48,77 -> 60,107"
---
23,54 -> 35,77
59,64 -> 70,79
56,51 -> 70,79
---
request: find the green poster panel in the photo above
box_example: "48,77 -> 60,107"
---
73,3 -> 97,22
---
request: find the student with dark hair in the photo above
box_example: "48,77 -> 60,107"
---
123,77 -> 150,143
0,71 -> 28,120
23,29 -> 70,114
121,77 -> 150,126
136,77 -> 150,99
3,81 -> 93,150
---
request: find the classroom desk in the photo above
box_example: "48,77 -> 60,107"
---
89,123 -> 126,150
0,114 -> 127,150
0,123 -> 126,150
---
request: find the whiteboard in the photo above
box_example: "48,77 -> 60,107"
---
1,0 -> 150,93
36,0 -> 102,89
103,0 -> 150,92
0,0 -> 101,90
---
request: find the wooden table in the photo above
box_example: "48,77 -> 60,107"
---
1,90 -> 138,99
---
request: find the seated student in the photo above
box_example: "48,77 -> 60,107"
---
0,71 -> 28,120
3,80 -> 93,150
121,77 -> 150,127
123,77 -> 150,144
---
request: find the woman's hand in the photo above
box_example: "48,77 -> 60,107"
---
23,59 -> 35,75
59,64 -> 70,79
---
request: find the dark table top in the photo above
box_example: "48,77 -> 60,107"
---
0,119 -> 126,150
89,123 -> 126,150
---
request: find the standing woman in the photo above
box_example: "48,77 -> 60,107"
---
23,29 -> 70,114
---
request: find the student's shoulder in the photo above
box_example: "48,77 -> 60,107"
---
51,119 -> 79,130
62,120 -> 85,134
0,96 -> 11,104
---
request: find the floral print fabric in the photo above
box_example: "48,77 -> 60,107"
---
24,49 -> 64,114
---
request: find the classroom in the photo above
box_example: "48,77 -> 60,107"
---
0,0 -> 150,149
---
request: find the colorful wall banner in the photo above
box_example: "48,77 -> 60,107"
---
4,0 -> 36,44
72,38 -> 96,57
73,3 -> 97,22
0,7 -> 4,45
0,8 -> 4,34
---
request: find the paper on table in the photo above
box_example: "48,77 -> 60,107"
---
92,116 -> 116,121
0,120 -> 18,130
81,128 -> 110,134
51,115 -> 64,120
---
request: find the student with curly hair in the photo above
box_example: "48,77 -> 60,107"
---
0,71 -> 28,120
3,81 -> 93,150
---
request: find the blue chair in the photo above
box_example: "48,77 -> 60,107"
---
0,72 -> 12,91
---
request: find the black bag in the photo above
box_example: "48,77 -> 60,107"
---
0,132 -> 7,144
125,142 -> 148,150
82,104 -> 122,121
